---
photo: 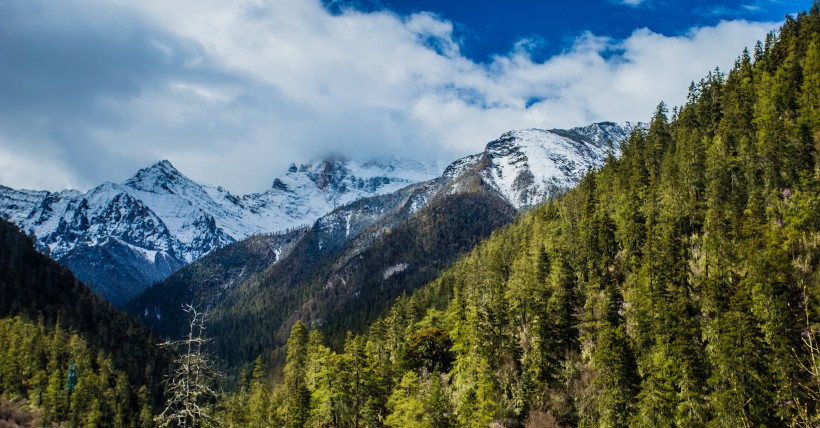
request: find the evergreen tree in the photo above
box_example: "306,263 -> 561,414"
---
247,356 -> 272,427
592,325 -> 638,428
283,321 -> 310,428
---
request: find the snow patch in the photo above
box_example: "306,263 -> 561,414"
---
122,240 -> 160,264
383,263 -> 409,280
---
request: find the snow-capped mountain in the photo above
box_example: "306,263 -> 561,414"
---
0,156 -> 439,305
237,121 -> 638,302
0,121 -> 634,306
269,121 -> 638,301
435,121 -> 634,208
128,121 -> 636,350
481,121 -> 633,209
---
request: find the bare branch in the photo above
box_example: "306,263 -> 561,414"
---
155,304 -> 223,428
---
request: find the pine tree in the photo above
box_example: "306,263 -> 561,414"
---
283,321 -> 310,428
798,35 -> 820,172
246,356 -> 272,427
592,324 -> 638,428
385,371 -> 427,427
305,329 -> 342,427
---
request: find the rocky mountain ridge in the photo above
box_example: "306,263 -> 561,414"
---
0,121 -> 635,306
0,156 -> 438,305
126,121 -> 637,358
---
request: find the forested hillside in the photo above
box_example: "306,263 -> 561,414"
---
125,228 -> 308,340
209,189 -> 515,370
0,218 -> 171,426
218,5 -> 820,426
128,121 -> 624,377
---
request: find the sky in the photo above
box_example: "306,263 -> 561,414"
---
0,0 -> 813,194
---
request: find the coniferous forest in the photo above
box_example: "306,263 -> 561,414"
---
2,3 -> 820,428
0,218 -> 171,427
216,5 -> 820,427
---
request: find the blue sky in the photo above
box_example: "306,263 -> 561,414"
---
330,0 -> 803,61
0,0 -> 813,193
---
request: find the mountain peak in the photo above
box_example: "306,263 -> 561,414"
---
561,121 -> 638,149
146,159 -> 182,176
123,160 -> 192,193
480,122 -> 633,210
155,159 -> 176,170
320,152 -> 349,165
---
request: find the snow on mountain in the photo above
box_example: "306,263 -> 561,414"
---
3,155 -> 440,258
127,121 -> 638,348
301,121 -> 638,267
0,121 -> 635,306
0,156 -> 439,305
218,155 -> 441,237
482,122 -> 636,209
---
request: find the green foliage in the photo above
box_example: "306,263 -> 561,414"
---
284,322 -> 311,428
0,316 -> 145,426
403,327 -> 454,373
0,217 -> 172,426
593,325 -> 638,428
212,5 -> 820,426
385,371 -> 427,427
386,370 -> 453,428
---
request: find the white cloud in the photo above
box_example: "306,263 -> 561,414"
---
0,144 -> 81,191
0,0 -> 777,193
617,0 -> 649,6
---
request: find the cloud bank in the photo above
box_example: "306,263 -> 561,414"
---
0,0 -> 776,193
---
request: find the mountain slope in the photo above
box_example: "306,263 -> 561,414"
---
127,121 -> 635,370
0,157 -> 439,305
241,9 -> 820,427
125,228 -> 308,339
207,189 -> 517,367
0,217 -> 171,425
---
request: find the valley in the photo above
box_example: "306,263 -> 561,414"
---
0,1 -> 817,427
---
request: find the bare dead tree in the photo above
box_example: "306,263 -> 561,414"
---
156,304 -> 222,428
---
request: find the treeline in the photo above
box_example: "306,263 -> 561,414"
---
218,4 -> 820,427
